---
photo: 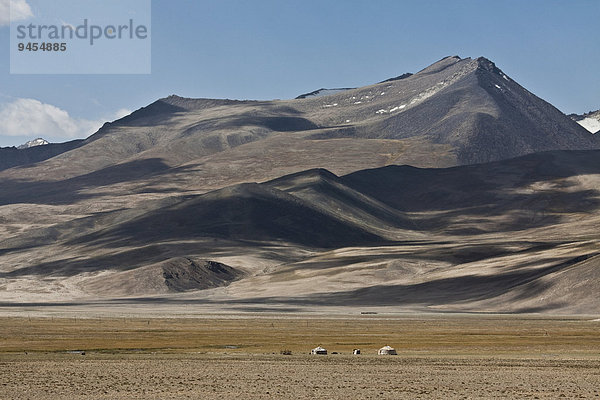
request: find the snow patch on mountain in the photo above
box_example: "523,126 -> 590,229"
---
570,110 -> 600,134
577,118 -> 600,134
17,138 -> 49,149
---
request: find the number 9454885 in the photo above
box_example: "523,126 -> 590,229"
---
18,42 -> 67,52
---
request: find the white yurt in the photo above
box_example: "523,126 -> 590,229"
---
378,345 -> 397,355
311,346 -> 327,355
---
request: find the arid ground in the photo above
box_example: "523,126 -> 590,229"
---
0,315 -> 598,399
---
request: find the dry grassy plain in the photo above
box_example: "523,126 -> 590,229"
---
0,315 -> 599,399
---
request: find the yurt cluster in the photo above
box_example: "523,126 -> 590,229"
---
310,345 -> 397,355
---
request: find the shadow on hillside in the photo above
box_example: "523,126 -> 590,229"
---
225,254 -> 596,310
1,254 -> 583,312
181,113 -> 319,136
0,158 -> 194,206
339,150 -> 600,232
0,239 -> 305,278
270,241 -> 564,273
3,254 -> 594,312
343,150 -> 600,212
0,140 -> 84,172
57,181 -> 392,251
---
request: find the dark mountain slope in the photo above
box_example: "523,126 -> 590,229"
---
315,56 -> 598,164
341,150 -> 600,213
81,258 -> 244,297
0,139 -> 83,172
62,182 -> 389,250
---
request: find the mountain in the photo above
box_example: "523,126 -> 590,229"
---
17,138 -> 49,149
80,258 -> 244,297
0,139 -> 84,172
0,55 -> 599,314
570,109 -> 600,133
1,56 -> 597,195
1,149 -> 600,313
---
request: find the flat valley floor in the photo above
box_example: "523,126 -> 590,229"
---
0,314 -> 599,399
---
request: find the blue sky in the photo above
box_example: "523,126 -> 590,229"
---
0,0 -> 599,147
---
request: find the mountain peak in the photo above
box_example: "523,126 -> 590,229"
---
17,138 -> 49,150
476,56 -> 500,72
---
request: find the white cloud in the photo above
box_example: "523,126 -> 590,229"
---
0,0 -> 34,26
113,108 -> 132,120
0,98 -> 131,139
